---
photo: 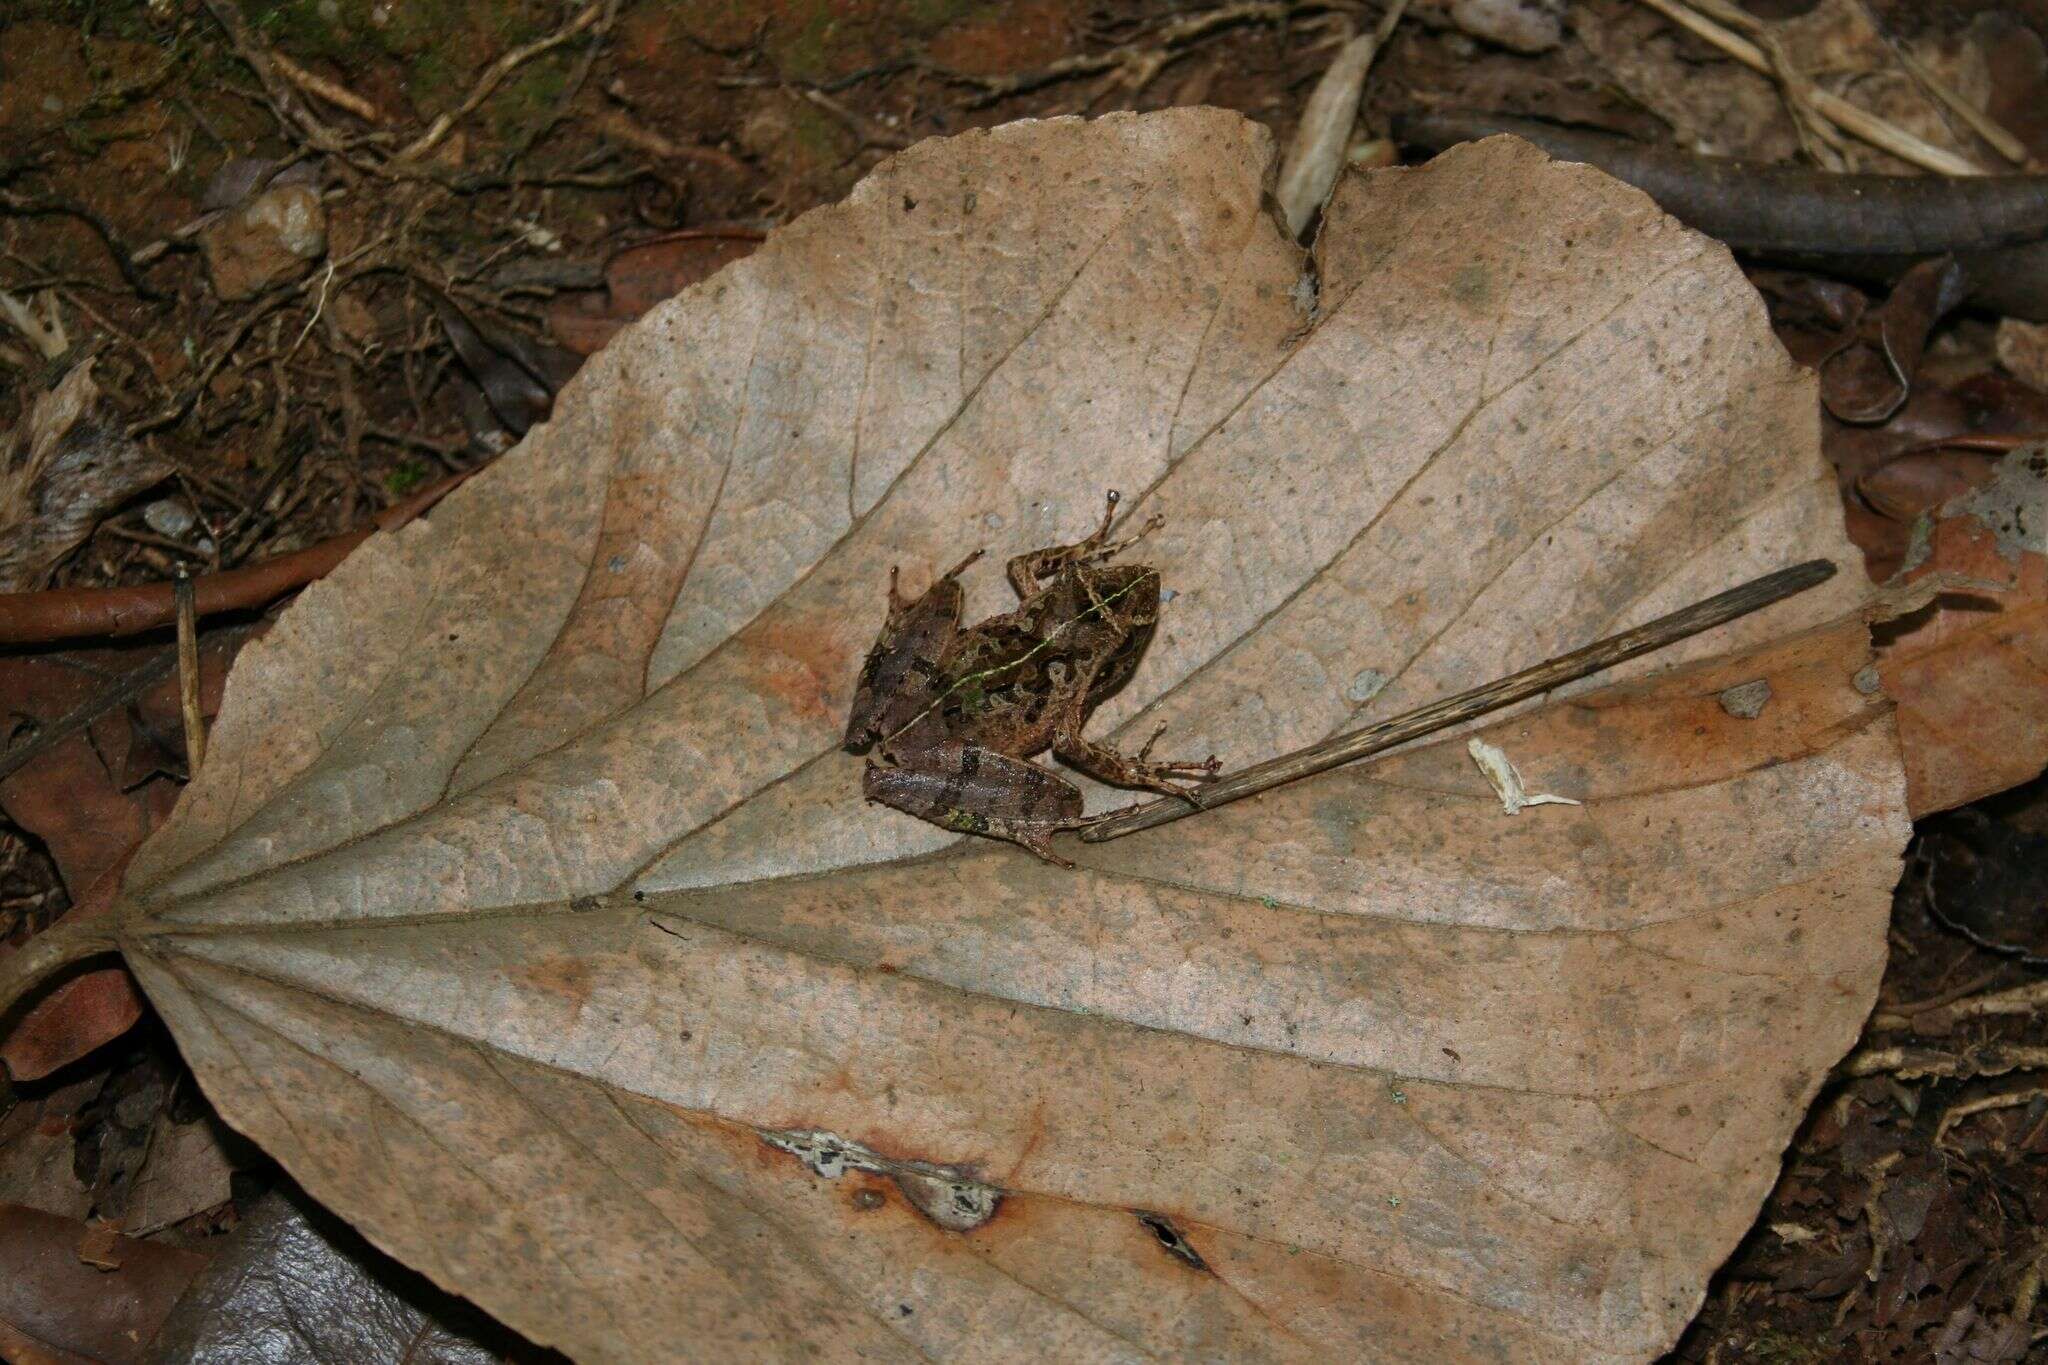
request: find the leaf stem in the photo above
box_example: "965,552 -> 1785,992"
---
0,919 -> 121,1020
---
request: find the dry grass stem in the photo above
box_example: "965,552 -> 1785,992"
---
1632,0 -> 1987,176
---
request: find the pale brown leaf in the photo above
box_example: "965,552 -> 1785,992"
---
94,114 -> 1895,1361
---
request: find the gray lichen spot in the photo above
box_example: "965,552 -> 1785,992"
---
1718,679 -> 1772,720
1947,446 -> 2048,563
1346,667 -> 1390,705
758,1127 -> 1002,1232
1852,665 -> 1883,696
761,1128 -> 874,1180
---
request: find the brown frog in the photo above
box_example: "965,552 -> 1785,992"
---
843,491 -> 1218,864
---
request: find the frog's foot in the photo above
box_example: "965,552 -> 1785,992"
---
942,547 -> 987,580
1005,491 -> 1158,595
1008,824 -> 1076,868
1055,728 -> 1220,805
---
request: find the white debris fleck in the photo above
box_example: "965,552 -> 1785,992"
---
1467,738 -> 1581,815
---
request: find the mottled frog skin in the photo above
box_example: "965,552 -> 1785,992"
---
844,492 -> 1216,864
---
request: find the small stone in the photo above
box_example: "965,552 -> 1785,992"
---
142,498 -> 198,539
1346,668 -> 1390,704
1718,679 -> 1772,719
199,184 -> 327,301
1996,317 -> 2048,393
1852,666 -> 1883,696
316,0 -> 340,20
1448,0 -> 1565,54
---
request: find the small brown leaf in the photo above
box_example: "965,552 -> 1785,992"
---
1879,447 -> 2048,816
546,228 -> 764,355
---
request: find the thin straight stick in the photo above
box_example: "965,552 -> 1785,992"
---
1081,558 -> 1836,843
174,567 -> 208,772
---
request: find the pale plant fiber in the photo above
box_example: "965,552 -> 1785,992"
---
109,114 -> 1902,1361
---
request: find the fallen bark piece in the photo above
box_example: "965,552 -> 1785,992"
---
5,114 -> 1894,1361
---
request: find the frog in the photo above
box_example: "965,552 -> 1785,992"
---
843,491 -> 1218,865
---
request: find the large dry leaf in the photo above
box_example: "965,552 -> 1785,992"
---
96,113 -> 1901,1360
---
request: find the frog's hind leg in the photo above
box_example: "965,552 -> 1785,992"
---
864,743 -> 1084,866
1006,490 -> 1162,597
1052,705 -> 1221,803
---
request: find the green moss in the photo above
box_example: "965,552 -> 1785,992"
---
243,0 -> 361,62
1743,1330 -> 1828,1364
774,5 -> 841,83
484,51 -> 569,138
902,0 -> 982,30
15,0 -> 157,37
386,458 -> 429,494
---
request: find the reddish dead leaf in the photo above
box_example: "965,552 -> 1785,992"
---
546,227 -> 764,355
1879,448 -> 2048,817
6,118 -> 1901,1359
0,1204 -> 207,1364
0,630 -> 250,1081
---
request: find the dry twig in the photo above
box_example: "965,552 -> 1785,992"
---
268,49 -> 383,125
934,2 -> 1310,105
0,472 -> 470,644
1935,1085 -> 2048,1147
398,2 -> 607,163
1870,979 -> 2048,1033
174,568 -> 207,771
1840,1043 -> 2048,1081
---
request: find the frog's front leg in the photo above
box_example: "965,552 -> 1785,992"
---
864,740 -> 1085,866
1006,490 -> 1162,597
